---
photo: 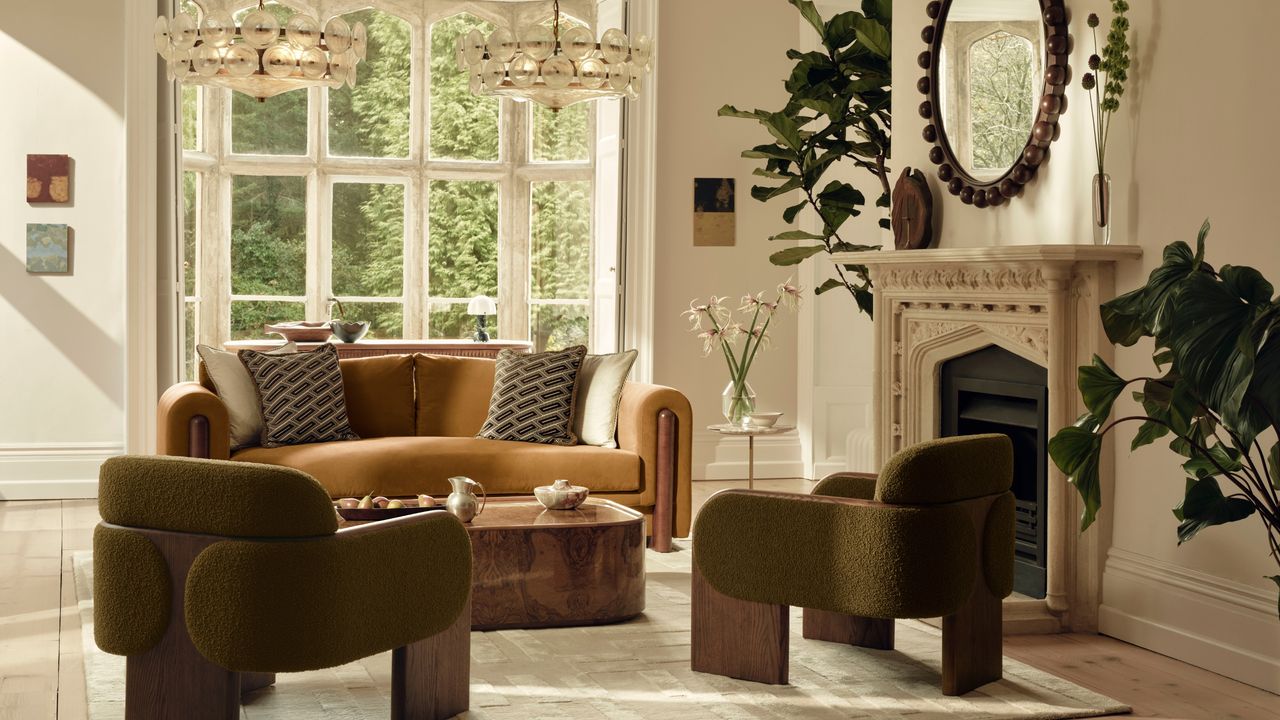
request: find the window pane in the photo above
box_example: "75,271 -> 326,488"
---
231,175 -> 306,296
231,3 -> 307,156
183,301 -> 197,382
428,302 -> 474,340
532,103 -> 589,162
531,304 -> 588,352
332,182 -> 405,297
231,301 -> 304,340
337,302 -> 404,339
329,9 -> 411,158
428,180 -> 498,298
182,172 -> 198,296
182,86 -> 200,152
429,15 -> 498,161
531,181 -> 591,300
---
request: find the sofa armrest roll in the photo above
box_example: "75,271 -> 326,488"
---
157,382 -> 231,460
616,383 -> 693,543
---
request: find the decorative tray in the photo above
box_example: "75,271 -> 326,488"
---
336,505 -> 447,521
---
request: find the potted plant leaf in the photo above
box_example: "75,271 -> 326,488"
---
1049,220 -> 1280,617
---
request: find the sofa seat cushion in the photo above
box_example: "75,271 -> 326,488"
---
232,436 -> 643,500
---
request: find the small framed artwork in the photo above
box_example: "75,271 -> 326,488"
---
27,154 -> 72,204
693,177 -> 736,247
26,223 -> 72,274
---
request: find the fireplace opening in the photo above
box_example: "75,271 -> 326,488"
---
940,345 -> 1048,599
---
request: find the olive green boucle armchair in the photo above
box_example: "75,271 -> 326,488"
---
691,434 -> 1015,696
93,455 -> 472,720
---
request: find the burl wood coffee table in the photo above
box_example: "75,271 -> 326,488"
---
465,498 -> 646,630
342,498 -> 646,630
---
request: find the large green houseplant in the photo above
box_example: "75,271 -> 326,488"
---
719,0 -> 892,318
1049,221 -> 1280,616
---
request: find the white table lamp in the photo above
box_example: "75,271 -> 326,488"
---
467,295 -> 498,342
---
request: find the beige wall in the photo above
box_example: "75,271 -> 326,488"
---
654,0 -> 802,478
894,0 -> 1280,692
0,1 -> 127,498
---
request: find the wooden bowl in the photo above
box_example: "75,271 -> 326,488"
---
264,321 -> 334,343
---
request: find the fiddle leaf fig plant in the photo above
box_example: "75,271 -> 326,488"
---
719,0 -> 892,318
1048,220 -> 1280,617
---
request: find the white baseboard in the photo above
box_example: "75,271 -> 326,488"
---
0,443 -> 118,500
694,431 -> 805,481
1099,547 -> 1280,694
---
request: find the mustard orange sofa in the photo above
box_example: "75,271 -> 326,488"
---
156,353 -> 692,551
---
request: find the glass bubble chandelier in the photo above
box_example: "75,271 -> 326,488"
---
456,0 -> 653,111
154,0 -> 367,102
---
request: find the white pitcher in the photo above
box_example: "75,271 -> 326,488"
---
446,476 -> 486,523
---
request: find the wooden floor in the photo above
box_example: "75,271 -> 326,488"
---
2,485 -> 1276,720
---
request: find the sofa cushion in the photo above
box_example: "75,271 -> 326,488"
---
478,346 -> 587,446
197,342 -> 297,449
414,355 -> 496,437
574,350 -> 638,448
240,344 -> 359,448
339,355 -> 416,438
233,436 -> 642,500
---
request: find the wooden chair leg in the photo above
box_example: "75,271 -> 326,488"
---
392,596 -> 471,720
941,577 -> 1003,695
690,564 -> 789,685
802,608 -> 894,650
240,672 -> 277,696
650,409 -> 678,553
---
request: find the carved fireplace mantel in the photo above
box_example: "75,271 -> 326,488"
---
831,245 -> 1143,633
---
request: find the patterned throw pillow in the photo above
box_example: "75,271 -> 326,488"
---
239,344 -> 359,448
478,346 -> 587,446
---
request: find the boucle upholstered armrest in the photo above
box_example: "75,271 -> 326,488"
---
157,382 -> 231,460
616,382 -> 694,541
692,489 -> 1006,620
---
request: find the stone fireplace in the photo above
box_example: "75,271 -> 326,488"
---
831,245 -> 1142,633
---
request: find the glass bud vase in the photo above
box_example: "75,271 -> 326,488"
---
1093,172 -> 1112,246
721,380 -> 756,428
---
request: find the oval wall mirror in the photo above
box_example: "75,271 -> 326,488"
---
916,0 -> 1070,208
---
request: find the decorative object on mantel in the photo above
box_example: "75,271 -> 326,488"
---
692,178 -> 736,247
26,154 -> 71,204
720,0 -> 891,318
264,321 -> 333,343
328,297 -> 370,343
534,478 -> 590,510
154,0 -> 367,101
1081,2 -> 1132,245
1049,221 -> 1280,618
891,167 -> 934,250
684,280 -> 803,427
918,0 -> 1070,209
456,0 -> 652,111
25,224 -> 71,274
467,295 -> 497,342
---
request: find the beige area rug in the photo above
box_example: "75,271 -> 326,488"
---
74,545 -> 1129,719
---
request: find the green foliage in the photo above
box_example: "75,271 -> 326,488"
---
720,0 -> 891,317
1049,221 -> 1280,617
1082,0 -> 1131,173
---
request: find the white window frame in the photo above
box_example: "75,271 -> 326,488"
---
180,0 -> 604,362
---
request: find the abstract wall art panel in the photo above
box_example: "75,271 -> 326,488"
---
27,154 -> 71,204
26,223 -> 71,274
693,177 -> 736,247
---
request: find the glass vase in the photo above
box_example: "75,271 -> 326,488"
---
721,380 -> 756,428
1093,172 -> 1112,246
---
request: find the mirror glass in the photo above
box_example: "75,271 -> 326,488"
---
938,0 -> 1044,180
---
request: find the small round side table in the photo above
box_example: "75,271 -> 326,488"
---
707,424 -> 797,490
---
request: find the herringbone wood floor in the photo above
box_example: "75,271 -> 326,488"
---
1,482 -> 1276,719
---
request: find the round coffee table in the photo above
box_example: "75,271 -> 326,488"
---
344,498 -> 646,630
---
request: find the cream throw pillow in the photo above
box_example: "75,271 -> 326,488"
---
197,343 -> 296,449
573,350 -> 638,448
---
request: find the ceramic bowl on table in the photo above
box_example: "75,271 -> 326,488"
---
534,479 -> 590,510
746,412 -> 784,429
